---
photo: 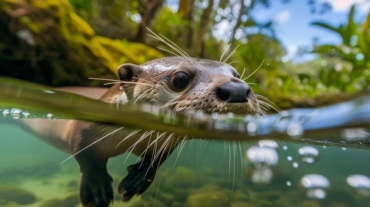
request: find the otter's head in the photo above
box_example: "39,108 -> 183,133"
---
117,57 -> 261,115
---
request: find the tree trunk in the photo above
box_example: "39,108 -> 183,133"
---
178,0 -> 195,49
230,0 -> 245,47
135,0 -> 164,43
196,0 -> 214,57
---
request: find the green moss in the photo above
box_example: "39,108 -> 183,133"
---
0,0 -> 163,86
187,191 -> 229,207
0,185 -> 36,205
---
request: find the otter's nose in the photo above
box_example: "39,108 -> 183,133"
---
216,81 -> 251,103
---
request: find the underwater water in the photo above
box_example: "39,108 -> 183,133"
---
1,78 -> 370,207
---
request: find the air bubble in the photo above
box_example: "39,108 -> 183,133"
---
2,109 -> 9,117
10,109 -> 22,119
258,140 -> 278,149
245,146 -> 279,184
251,167 -> 273,184
287,124 -> 304,137
347,174 -> 370,196
301,174 -> 329,199
46,113 -> 54,119
246,146 -> 278,166
292,162 -> 299,168
22,111 -> 30,118
298,146 -> 319,164
247,122 -> 257,135
341,128 -> 369,141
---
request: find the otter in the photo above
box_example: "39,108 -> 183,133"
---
16,56 -> 262,207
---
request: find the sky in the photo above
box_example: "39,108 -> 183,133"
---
250,0 -> 370,62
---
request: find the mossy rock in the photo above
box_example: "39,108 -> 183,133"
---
165,167 -> 201,188
39,194 -> 80,207
298,200 -> 322,207
63,194 -> 79,207
0,185 -> 36,205
0,0 -> 163,87
230,190 -> 250,203
39,198 -> 65,207
187,191 -> 229,207
230,201 -> 255,207
132,197 -> 166,207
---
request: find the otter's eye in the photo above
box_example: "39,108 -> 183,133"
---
172,72 -> 190,90
235,73 -> 241,78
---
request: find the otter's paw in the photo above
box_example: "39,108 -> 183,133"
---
80,173 -> 113,207
118,162 -> 156,201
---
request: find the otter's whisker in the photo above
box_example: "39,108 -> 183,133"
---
232,142 -> 237,194
115,129 -> 142,148
158,33 -> 194,61
228,142 -> 232,187
147,28 -> 194,63
134,88 -> 153,104
104,81 -> 153,87
218,141 -> 227,170
125,130 -> 155,164
127,130 -> 154,153
144,134 -> 173,179
259,100 -> 280,113
151,133 -> 173,166
172,135 -> 188,169
258,100 -> 275,109
160,101 -> 180,109
255,94 -> 276,105
227,61 -> 239,66
89,77 -> 118,82
223,45 -> 240,63
60,127 -> 123,164
240,67 -> 246,80
259,105 -> 269,112
137,132 -> 154,169
157,47 -> 189,62
237,141 -> 244,181
220,44 -> 231,62
255,94 -> 270,100
243,59 -> 265,81
197,139 -> 211,167
132,77 -> 155,84
143,132 -> 167,162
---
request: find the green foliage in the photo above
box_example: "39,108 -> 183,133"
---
311,5 -> 370,92
312,5 -> 370,70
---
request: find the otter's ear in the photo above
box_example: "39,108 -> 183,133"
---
117,64 -> 143,81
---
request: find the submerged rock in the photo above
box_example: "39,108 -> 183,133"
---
39,198 -> 65,207
165,167 -> 201,188
187,191 -> 229,207
39,194 -> 80,207
230,201 -> 255,207
0,185 -> 36,205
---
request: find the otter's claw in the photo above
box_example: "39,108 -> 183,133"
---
80,173 -> 113,207
118,159 -> 157,201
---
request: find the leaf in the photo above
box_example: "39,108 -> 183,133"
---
311,21 -> 341,35
343,5 -> 357,45
297,73 -> 311,82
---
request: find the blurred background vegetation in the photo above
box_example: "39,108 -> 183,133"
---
0,0 -> 369,109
